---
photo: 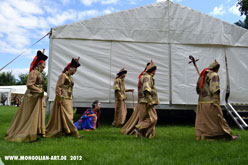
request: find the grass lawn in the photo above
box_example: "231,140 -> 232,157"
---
0,106 -> 248,165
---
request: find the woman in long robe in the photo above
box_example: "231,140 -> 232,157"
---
4,50 -> 48,142
46,58 -> 82,138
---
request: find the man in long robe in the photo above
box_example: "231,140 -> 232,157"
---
120,63 -> 150,135
112,68 -> 133,127
135,60 -> 160,138
195,60 -> 239,141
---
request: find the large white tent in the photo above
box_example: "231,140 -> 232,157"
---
48,0 -> 248,109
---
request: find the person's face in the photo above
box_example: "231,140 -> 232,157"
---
152,69 -> 156,75
121,73 -> 126,79
38,62 -> 46,72
69,67 -> 77,75
214,64 -> 220,73
95,102 -> 101,111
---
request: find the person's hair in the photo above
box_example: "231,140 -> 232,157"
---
92,100 -> 99,108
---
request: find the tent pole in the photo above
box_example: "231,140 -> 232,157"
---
224,46 -> 230,103
168,43 -> 172,105
168,0 -> 172,105
109,41 -> 113,103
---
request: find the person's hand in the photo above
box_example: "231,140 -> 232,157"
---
119,95 -> 125,101
57,96 -> 63,105
39,90 -> 44,97
126,89 -> 134,92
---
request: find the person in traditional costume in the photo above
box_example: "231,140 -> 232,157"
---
1,94 -> 7,106
15,95 -> 21,107
120,63 -> 150,135
4,50 -> 48,142
46,57 -> 82,138
195,60 -> 239,141
134,60 -> 160,138
74,100 -> 101,131
112,68 -> 134,127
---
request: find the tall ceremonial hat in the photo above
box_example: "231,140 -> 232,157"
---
29,49 -> 48,72
70,57 -> 81,68
63,57 -> 80,73
146,60 -> 157,72
117,68 -> 127,76
208,59 -> 219,70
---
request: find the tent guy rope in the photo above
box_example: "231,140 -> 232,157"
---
0,31 -> 51,72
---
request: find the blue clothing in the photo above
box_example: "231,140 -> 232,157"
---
74,108 -> 97,130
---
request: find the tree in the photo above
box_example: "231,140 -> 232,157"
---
235,0 -> 248,29
16,73 -> 28,85
235,20 -> 246,27
0,71 -> 16,85
0,71 -> 48,91
238,0 -> 248,16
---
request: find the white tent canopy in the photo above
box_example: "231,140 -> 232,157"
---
0,86 -> 47,106
48,0 -> 248,107
0,86 -> 26,106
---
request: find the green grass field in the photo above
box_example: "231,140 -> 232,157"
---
0,106 -> 248,165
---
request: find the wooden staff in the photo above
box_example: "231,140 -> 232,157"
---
188,55 -> 200,75
126,89 -> 135,111
132,90 -> 135,111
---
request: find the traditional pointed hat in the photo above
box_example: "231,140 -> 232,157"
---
63,57 -> 81,73
146,60 -> 157,72
208,59 -> 220,70
29,50 -> 48,72
117,68 -> 127,76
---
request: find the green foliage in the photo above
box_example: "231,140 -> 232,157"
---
16,73 -> 28,85
235,18 -> 248,29
235,20 -> 246,27
236,0 -> 248,29
0,71 -> 48,92
0,106 -> 248,165
238,0 -> 248,16
0,71 -> 16,85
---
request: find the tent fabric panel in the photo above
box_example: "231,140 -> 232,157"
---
51,1 -> 248,47
171,44 -> 227,105
110,42 -> 170,104
48,39 -> 111,102
51,2 -> 170,43
227,47 -> 248,103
